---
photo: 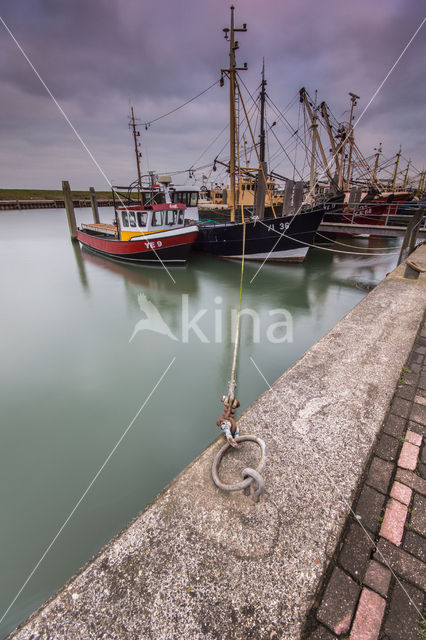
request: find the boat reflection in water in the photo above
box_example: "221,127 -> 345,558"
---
74,235 -> 400,352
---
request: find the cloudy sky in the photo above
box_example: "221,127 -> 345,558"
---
0,0 -> 425,190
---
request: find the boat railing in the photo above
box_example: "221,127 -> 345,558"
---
324,202 -> 426,228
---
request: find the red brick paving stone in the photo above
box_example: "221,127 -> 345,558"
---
398,441 -> 420,471
316,567 -> 360,635
395,468 -> 426,496
405,429 -> 423,446
306,625 -> 337,640
417,393 -> 426,404
410,493 -> 426,537
349,587 -> 386,640
407,420 -> 426,438
375,433 -> 400,462
382,414 -> 406,438
339,522 -> 374,581
373,538 -> 426,590
366,456 -> 394,494
390,481 -> 412,505
363,560 -> 391,597
390,397 -> 412,419
379,498 -> 408,546
411,402 -> 426,425
355,486 -> 386,534
414,393 -> 426,405
383,580 -> 424,640
403,530 -> 426,562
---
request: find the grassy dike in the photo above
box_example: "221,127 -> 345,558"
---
0,189 -> 113,201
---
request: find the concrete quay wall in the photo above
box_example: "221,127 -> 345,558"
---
8,245 -> 426,640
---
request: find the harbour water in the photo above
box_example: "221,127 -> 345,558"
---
0,208 -> 401,638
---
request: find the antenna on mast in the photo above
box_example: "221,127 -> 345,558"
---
129,106 -> 143,203
221,5 -> 247,222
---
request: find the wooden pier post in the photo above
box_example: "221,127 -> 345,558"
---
62,180 -> 77,241
89,187 -> 100,224
398,207 -> 425,265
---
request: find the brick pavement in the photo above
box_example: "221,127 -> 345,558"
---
304,316 -> 426,640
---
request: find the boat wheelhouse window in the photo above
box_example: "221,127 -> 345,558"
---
165,210 -> 177,226
178,211 -> 184,224
171,191 -> 182,204
122,211 -> 129,227
129,212 -> 137,227
137,212 -> 147,227
142,191 -> 165,206
170,191 -> 198,207
151,211 -> 163,226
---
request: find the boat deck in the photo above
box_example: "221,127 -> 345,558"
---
80,223 -> 118,237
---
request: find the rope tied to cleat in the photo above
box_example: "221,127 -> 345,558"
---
212,212 -> 267,501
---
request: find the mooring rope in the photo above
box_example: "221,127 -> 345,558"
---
254,218 -> 402,257
314,230 -> 401,252
212,206 -> 267,502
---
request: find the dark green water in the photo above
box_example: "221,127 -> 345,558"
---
0,208 -> 400,637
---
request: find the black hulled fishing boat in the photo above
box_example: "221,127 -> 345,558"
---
194,201 -> 338,261
194,7 -> 341,262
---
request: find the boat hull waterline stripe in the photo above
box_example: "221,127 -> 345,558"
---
77,228 -> 198,264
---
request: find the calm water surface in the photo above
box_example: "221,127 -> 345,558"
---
0,208 -> 401,637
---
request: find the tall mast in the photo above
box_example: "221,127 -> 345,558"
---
130,106 -> 143,202
336,123 -> 346,191
308,90 -> 318,205
372,142 -> 382,188
391,147 -> 402,191
419,172 -> 425,196
345,92 -> 359,191
403,160 -> 411,190
299,89 -> 333,184
320,102 -> 338,159
259,59 -> 266,164
222,6 -> 247,222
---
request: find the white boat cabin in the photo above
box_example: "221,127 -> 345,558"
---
117,203 -> 187,241
157,176 -> 199,222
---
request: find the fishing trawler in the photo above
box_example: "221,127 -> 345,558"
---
193,8 -> 341,262
307,93 -> 414,228
77,108 -> 198,264
77,202 -> 198,264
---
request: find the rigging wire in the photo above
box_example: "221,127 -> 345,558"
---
265,94 -> 320,168
190,124 -> 229,169
140,79 -> 220,128
254,218 -> 402,256
237,75 -> 312,181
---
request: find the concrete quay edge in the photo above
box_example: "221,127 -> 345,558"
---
7,245 -> 426,640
